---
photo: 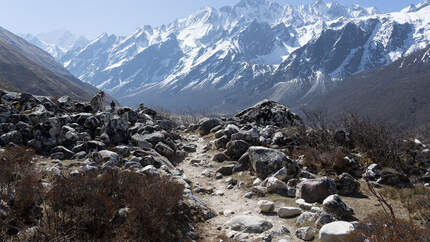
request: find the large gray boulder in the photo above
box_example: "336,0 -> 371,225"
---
105,116 -> 129,144
225,215 -> 273,233
225,140 -> 250,160
336,173 -> 360,196
278,207 -> 302,218
235,100 -> 303,127
198,118 -> 222,136
248,146 -> 299,179
131,134 -> 153,149
319,221 -> 355,242
323,194 -> 354,219
155,142 -> 175,158
97,150 -> 121,165
261,177 -> 288,194
296,226 -> 315,241
296,177 -> 337,203
214,135 -> 229,149
140,132 -> 165,146
296,212 -> 318,226
231,128 -> 260,145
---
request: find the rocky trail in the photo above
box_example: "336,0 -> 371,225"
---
180,132 -> 304,242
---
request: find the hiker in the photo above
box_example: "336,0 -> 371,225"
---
110,100 -> 116,112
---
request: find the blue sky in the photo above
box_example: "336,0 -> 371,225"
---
0,0 -> 423,39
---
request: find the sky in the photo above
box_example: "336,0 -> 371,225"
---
0,0 -> 424,39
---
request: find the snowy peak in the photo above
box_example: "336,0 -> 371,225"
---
55,0 -> 430,112
22,30 -> 89,59
401,0 -> 430,13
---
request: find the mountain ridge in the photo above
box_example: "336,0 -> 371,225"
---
307,45 -> 430,130
29,0 -> 430,112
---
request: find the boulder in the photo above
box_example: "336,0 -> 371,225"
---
272,132 -> 287,146
98,150 -> 121,165
198,118 -> 222,136
258,200 -> 275,213
155,142 -> 175,158
248,146 -> 299,179
51,146 -> 75,160
295,226 -> 315,241
214,130 -> 225,139
213,153 -> 228,162
231,128 -> 260,145
336,173 -> 360,196
319,221 -> 355,242
216,165 -> 235,176
225,140 -> 250,160
214,135 -> 229,149
225,215 -> 273,233
278,207 -> 302,218
140,132 -> 165,146
323,195 -> 354,219
90,91 -> 105,112
296,177 -> 337,203
261,177 -> 288,194
224,124 -> 240,138
296,212 -> 318,226
0,130 -> 23,145
105,117 -> 129,144
315,214 -> 336,228
363,163 -> 381,180
235,100 -> 303,127
236,152 -> 250,171
139,165 -> 160,176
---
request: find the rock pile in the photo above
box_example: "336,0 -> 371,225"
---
0,90 -> 187,172
0,89 -> 213,240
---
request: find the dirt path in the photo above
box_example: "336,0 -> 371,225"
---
179,133 -> 301,242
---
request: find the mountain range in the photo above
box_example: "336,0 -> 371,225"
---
22,30 -> 89,59
24,0 -> 430,113
0,27 -> 99,100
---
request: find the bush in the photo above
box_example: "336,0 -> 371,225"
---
34,169 -> 185,241
0,147 -> 42,237
341,114 -> 402,170
298,110 -> 412,175
347,211 -> 430,242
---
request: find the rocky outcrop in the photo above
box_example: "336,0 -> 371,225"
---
235,100 -> 303,127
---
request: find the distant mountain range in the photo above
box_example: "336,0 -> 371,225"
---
24,0 -> 430,113
0,27 -> 99,100
22,30 -> 89,59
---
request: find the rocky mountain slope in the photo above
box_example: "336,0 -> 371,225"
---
308,46 -> 430,130
41,0 -> 430,111
0,26 -> 102,100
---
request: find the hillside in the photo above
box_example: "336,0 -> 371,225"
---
308,46 -> 430,130
0,26 -> 100,100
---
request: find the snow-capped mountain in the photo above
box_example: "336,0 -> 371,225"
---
22,30 -> 89,59
58,0 -> 430,111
